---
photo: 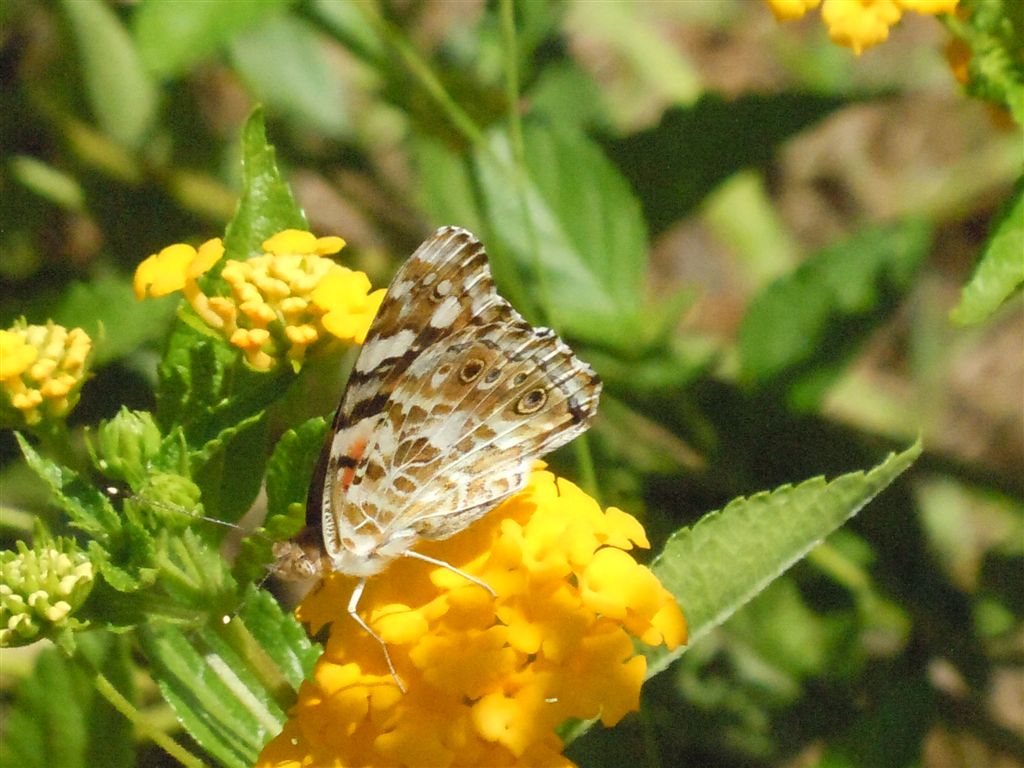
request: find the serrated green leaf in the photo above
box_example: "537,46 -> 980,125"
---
603,92 -> 849,235
229,15 -> 348,138
133,0 -> 295,78
222,108 -> 307,264
0,633 -> 135,768
16,433 -> 120,539
265,416 -> 328,530
61,0 -> 158,150
644,441 -> 922,679
192,412 -> 269,525
139,590 -> 316,768
951,179 -> 1024,325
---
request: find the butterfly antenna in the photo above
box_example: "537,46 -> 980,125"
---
348,578 -> 406,693
402,550 -> 496,598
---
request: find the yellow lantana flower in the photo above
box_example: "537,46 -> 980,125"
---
766,0 -> 958,54
134,230 -> 385,371
257,468 -> 686,768
0,321 -> 92,428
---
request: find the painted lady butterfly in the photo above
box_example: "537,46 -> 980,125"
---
272,226 -> 601,684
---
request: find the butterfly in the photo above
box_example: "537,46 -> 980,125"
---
272,226 -> 601,687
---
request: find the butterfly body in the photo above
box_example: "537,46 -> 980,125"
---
273,227 -> 600,630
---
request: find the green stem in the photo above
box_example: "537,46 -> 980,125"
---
359,3 -> 486,147
92,669 -> 206,768
573,433 -> 599,502
498,0 -> 552,325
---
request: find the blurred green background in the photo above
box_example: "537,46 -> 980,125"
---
1,1 -> 1021,767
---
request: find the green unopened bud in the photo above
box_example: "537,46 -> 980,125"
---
132,472 -> 204,529
1,538 -> 94,647
93,407 -> 162,483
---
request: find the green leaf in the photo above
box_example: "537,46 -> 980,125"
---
53,272 -> 176,367
645,441 -> 922,679
229,15 -> 349,138
235,416 -> 326,584
473,121 -> 650,348
737,220 -> 931,406
61,0 -> 158,150
265,416 -> 327,535
133,0 -> 295,78
221,108 -> 307,264
950,179 -> 1024,325
191,411 -> 269,525
139,588 -> 317,768
603,92 -> 849,235
0,633 -> 135,768
16,433 -> 120,539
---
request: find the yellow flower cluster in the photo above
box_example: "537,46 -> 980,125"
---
257,468 -> 686,768
767,0 -> 959,54
134,230 -> 385,371
0,321 -> 91,428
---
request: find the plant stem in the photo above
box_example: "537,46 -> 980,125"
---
360,4 -> 486,147
92,669 -> 206,768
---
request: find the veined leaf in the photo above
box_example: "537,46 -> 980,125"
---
950,179 -> 1024,325
474,121 -> 650,348
140,588 -> 318,768
645,440 -> 922,678
16,433 -> 121,539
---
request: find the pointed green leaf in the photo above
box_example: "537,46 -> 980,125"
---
62,0 -> 158,149
950,180 -> 1024,325
222,108 -> 307,264
644,441 -> 922,679
191,411 -> 269,525
16,433 -> 120,539
265,416 -> 328,532
139,588 -> 317,768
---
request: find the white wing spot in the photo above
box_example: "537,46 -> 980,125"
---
355,329 -> 417,373
431,295 -> 461,328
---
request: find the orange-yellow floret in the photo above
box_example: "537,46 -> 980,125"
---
766,0 -> 958,54
256,467 -> 686,768
133,229 -> 384,371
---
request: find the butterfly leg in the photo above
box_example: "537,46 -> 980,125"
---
348,578 -> 406,693
402,550 -> 497,598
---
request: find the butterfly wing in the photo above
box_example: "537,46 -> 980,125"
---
347,319 -> 601,543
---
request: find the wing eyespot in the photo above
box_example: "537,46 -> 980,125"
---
511,371 -> 528,386
483,368 -> 501,384
459,358 -> 486,383
516,387 -> 548,414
